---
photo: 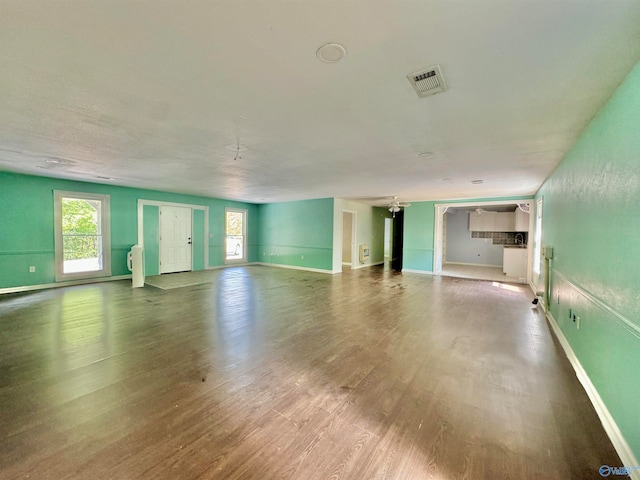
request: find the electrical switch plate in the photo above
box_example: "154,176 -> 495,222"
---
29,266 -> 36,273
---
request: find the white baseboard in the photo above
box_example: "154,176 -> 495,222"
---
256,262 -> 335,275
0,274 -> 133,295
402,268 -> 435,275
546,312 -> 640,479
351,261 -> 384,270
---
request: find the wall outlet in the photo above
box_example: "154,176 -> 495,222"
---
572,312 -> 580,329
29,266 -> 36,273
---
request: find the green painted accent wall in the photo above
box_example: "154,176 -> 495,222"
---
258,198 -> 334,271
143,205 -> 160,276
403,201 -> 436,271
192,209 -> 205,271
536,60 -> 640,458
0,172 -> 258,289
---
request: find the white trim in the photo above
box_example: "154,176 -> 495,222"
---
137,199 -> 207,210
433,198 -> 533,282
546,311 -> 640,479
54,190 -> 112,282
137,199 -> 209,272
402,268 -> 435,275
0,275 -> 132,295
351,261 -> 385,270
256,262 -> 335,275
224,207 -> 248,264
340,209 -> 357,268
342,262 -> 352,266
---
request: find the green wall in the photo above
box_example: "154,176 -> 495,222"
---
403,201 -> 436,271
142,205 -> 160,276
258,198 -> 334,271
536,60 -> 640,458
0,172 -> 258,289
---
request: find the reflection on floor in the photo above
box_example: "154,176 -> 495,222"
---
441,262 -> 525,284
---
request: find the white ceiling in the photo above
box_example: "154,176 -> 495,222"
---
1,1 -> 640,205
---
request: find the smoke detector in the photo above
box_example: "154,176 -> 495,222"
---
407,65 -> 447,98
316,43 -> 347,63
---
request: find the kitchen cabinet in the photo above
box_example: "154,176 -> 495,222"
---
495,212 -> 515,232
503,247 -> 528,278
515,208 -> 529,231
469,211 -> 496,231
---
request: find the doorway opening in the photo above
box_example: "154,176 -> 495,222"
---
384,218 -> 392,264
342,211 -> 356,269
391,210 -> 404,271
433,200 -> 533,284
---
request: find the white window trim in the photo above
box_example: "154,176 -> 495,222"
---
54,190 -> 112,282
224,207 -> 248,264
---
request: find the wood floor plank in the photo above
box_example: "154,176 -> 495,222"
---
0,265 -> 623,479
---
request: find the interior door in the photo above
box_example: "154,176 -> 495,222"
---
160,206 -> 192,273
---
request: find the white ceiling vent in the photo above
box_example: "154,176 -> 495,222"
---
408,65 -> 446,98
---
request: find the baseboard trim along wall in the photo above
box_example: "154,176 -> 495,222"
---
401,269 -> 435,275
256,262 -> 335,275
351,261 -> 385,270
0,274 -> 133,295
546,311 -> 640,480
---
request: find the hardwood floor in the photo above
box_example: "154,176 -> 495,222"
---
440,263 -> 523,284
0,266 -> 620,479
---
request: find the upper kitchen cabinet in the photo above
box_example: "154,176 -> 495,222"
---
515,207 -> 529,231
469,211 -> 497,231
495,212 -> 515,232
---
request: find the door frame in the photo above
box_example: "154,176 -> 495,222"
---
341,210 -> 357,269
159,205 -> 193,274
224,207 -> 248,264
137,200 -> 209,274
433,199 -> 534,282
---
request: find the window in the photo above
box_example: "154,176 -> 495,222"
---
533,197 -> 543,276
224,208 -> 247,263
54,191 -> 111,281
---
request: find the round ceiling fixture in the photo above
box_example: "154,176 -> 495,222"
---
316,43 -> 347,63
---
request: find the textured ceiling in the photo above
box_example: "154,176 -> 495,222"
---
1,1 -> 640,204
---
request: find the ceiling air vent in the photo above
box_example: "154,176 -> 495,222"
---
407,65 -> 446,98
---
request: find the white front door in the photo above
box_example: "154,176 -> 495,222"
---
160,206 -> 192,273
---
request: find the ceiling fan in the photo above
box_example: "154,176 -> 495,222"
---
388,196 -> 411,217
